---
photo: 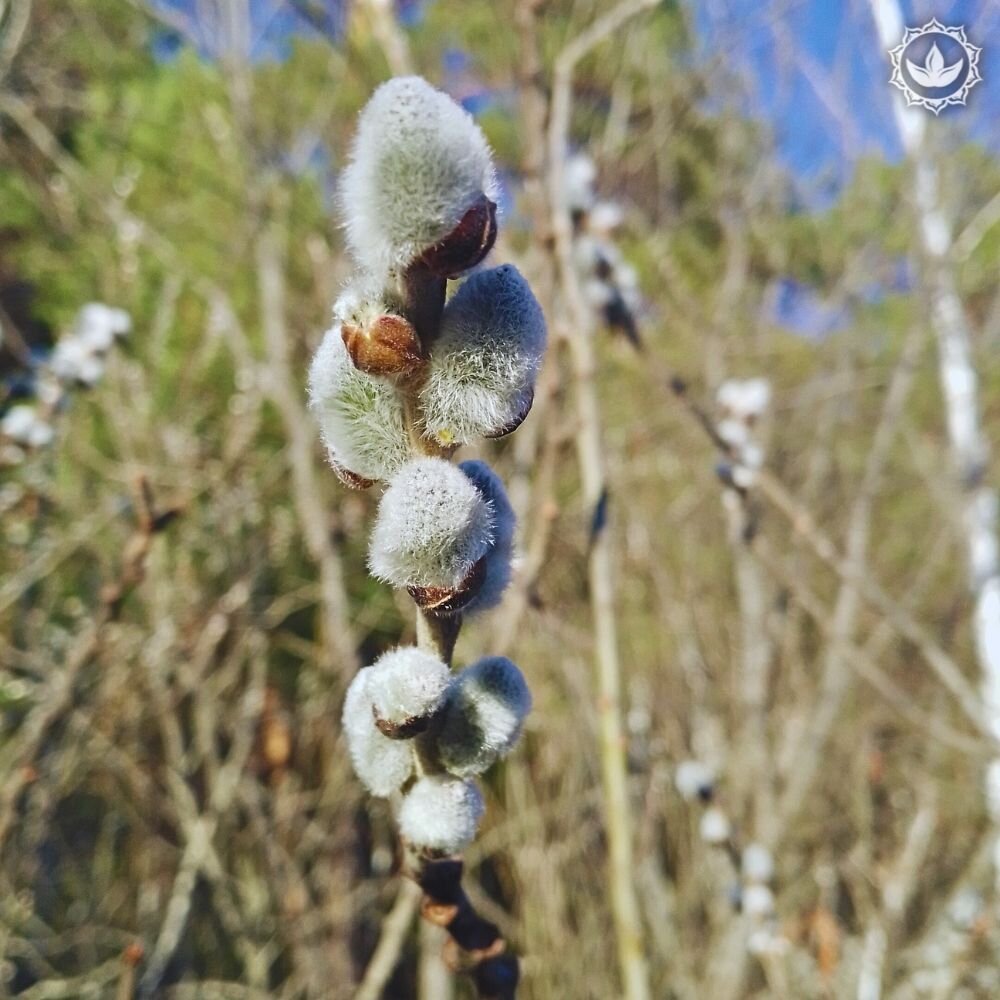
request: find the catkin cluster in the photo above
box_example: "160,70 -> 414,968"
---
0,302 -> 131,465
716,377 -> 771,491
309,77 -> 544,860
565,153 -> 643,349
675,758 -> 787,957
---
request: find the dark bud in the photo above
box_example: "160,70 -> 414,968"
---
473,954 -> 520,998
418,857 -> 465,903
341,312 -> 424,380
418,193 -> 498,278
408,555 -> 488,617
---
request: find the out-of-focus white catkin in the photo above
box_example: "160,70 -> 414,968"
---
675,759 -> 715,801
700,806 -> 731,845
717,378 -> 771,421
742,843 -> 775,884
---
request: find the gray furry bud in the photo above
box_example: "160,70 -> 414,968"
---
340,76 -> 498,279
308,322 -> 410,485
367,646 -> 451,738
459,460 -> 516,613
398,774 -> 484,854
342,668 -> 415,797
420,265 -> 546,446
435,657 -> 531,777
369,457 -> 494,590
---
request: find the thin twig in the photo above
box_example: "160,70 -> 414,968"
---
548,3 -> 660,998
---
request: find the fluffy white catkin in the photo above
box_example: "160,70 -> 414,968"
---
367,646 -> 451,727
398,774 -> 484,854
75,302 -> 131,351
459,460 -> 515,613
742,884 -> 776,919
742,843 -> 775,884
369,457 -> 494,589
675,759 -> 715,801
435,657 -> 531,778
700,806 -> 731,845
50,336 -> 105,386
340,76 -> 498,278
420,265 -> 547,445
342,668 -> 415,797
717,377 -> 771,421
1,405 -> 54,448
307,321 -> 410,483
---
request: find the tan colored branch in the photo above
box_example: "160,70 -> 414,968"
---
670,378 -> 991,741
547,3 -> 660,998
0,475 -> 180,850
255,196 -> 360,675
354,880 -> 423,1000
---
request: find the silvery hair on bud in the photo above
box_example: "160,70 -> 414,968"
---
398,774 -> 485,854
367,646 -> 451,728
333,281 -> 399,333
307,321 -> 410,483
369,457 -> 494,590
420,265 -> 547,445
435,656 -> 532,778
459,460 -> 516,613
340,76 -> 498,278
342,668 -> 415,797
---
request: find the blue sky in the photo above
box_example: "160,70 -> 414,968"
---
693,0 -> 999,194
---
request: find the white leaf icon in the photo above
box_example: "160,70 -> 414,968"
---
907,43 -> 964,88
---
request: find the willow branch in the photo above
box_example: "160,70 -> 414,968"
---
548,3 -> 659,998
392,258 -> 520,1000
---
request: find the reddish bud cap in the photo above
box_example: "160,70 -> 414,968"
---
417,194 -> 498,278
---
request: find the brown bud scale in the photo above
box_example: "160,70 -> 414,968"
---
373,706 -> 432,740
408,555 -> 488,617
329,455 -> 376,490
341,313 -> 424,379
